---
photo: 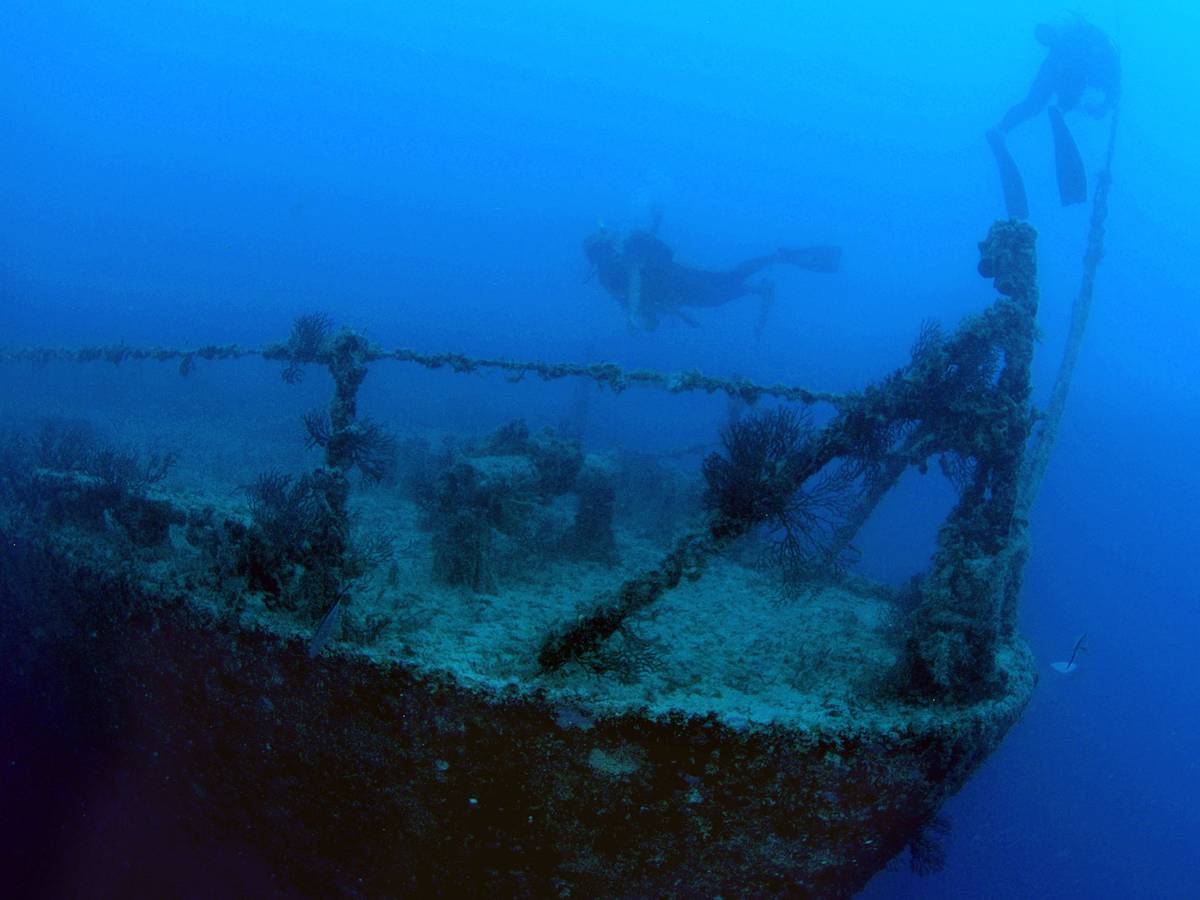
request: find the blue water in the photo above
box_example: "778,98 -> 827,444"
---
2,2 -> 1197,896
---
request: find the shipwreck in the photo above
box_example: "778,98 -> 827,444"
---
0,140 -> 1114,900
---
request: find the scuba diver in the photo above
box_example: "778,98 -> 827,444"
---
987,15 -> 1121,219
583,223 -> 840,333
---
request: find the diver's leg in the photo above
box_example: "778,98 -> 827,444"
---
987,129 -> 1029,219
1048,105 -> 1087,205
681,250 -> 833,312
777,246 -> 841,273
1048,72 -> 1087,205
667,267 -> 757,309
997,59 -> 1057,133
726,255 -> 781,283
988,61 -> 1056,219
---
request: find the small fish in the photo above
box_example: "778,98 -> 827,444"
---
308,596 -> 344,658
1051,632 -> 1088,675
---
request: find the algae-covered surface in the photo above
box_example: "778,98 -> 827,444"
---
135,466 -> 897,722
0,417 -> 1037,898
119,446 -> 898,723
260,508 -> 892,723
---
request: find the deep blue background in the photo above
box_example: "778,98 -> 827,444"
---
2,2 -> 1197,896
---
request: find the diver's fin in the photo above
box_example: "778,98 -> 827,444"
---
778,245 -> 841,273
1049,106 -> 1088,206
987,129 -> 1029,220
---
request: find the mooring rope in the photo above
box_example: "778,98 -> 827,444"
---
1018,106 -> 1120,514
369,347 -> 845,406
0,341 -> 848,408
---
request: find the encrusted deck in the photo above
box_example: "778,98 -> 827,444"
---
0,502 -> 1035,898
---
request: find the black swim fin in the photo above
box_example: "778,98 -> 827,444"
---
1049,106 -> 1088,206
778,245 -> 841,273
986,129 -> 1029,220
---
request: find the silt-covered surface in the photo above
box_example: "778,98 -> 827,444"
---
0,497 -> 1035,898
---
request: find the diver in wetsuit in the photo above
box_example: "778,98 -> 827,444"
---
583,226 -> 840,332
987,16 -> 1121,218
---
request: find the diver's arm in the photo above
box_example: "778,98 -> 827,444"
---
1082,30 -> 1121,117
1082,73 -> 1119,117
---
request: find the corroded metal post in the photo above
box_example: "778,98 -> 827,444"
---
901,221 -> 1039,702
